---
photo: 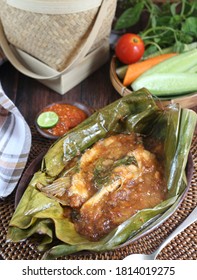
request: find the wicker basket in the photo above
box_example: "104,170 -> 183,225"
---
110,56 -> 197,109
0,0 -> 116,71
0,0 -> 117,94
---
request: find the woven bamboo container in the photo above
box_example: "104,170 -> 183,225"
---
110,56 -> 197,109
0,0 -> 116,71
0,0 -> 117,94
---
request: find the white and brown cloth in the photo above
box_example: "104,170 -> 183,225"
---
0,83 -> 31,198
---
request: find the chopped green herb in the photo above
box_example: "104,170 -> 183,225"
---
93,155 -> 138,188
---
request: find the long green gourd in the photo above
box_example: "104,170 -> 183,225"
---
132,49 -> 197,96
138,48 -> 197,75
132,73 -> 197,96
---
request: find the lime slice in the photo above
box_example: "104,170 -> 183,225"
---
37,111 -> 59,128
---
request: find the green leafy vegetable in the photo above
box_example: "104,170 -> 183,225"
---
115,2 -> 144,30
114,0 -> 197,55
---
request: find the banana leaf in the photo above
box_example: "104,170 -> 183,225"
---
7,88 -> 197,259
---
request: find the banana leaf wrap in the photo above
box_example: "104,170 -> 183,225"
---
7,88 -> 197,259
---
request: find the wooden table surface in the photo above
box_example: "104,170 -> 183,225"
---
0,58 -> 121,125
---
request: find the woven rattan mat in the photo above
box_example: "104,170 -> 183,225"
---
0,126 -> 196,260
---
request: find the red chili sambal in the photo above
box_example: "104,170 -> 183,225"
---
43,103 -> 88,137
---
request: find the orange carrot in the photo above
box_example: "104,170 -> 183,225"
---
123,53 -> 177,86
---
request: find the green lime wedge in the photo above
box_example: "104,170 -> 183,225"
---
37,111 -> 59,128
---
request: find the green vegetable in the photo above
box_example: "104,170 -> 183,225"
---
139,48 -> 197,75
144,42 -> 197,59
187,64 -> 197,73
131,49 -> 197,96
7,89 -> 197,259
115,2 -> 144,30
116,43 -> 197,81
116,65 -> 128,80
114,0 -> 197,55
132,73 -> 197,96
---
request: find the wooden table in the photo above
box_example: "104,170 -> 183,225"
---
0,59 -> 121,125
0,57 -> 196,260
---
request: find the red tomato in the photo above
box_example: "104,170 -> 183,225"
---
115,33 -> 145,64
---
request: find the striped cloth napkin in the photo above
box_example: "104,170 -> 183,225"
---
0,83 -> 31,198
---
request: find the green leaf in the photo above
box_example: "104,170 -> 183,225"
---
156,15 -> 171,26
173,40 -> 188,52
114,2 -> 144,30
167,108 -> 197,197
170,3 -> 179,16
143,44 -> 161,57
8,219 -> 53,245
42,195 -> 178,259
182,17 -> 197,37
